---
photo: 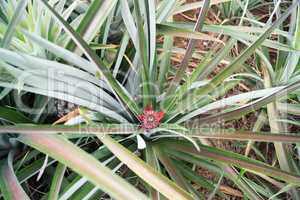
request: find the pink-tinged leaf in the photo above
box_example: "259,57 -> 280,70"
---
0,151 -> 30,200
18,134 -> 148,200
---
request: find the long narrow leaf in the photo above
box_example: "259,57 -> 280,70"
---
181,1 -> 300,109
198,80 -> 300,124
66,0 -> 117,52
160,140 -> 300,186
165,0 -> 210,97
1,0 -> 28,48
47,163 -> 66,200
18,134 -> 148,200
0,151 -> 30,200
98,135 -> 194,200
39,0 -> 141,116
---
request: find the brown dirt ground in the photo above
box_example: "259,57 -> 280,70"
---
169,1 -> 287,199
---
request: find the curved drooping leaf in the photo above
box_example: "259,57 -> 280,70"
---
98,135 -> 194,200
0,82 -> 128,123
199,80 -> 300,124
159,139 -> 300,186
39,0 -> 141,116
23,31 -> 98,74
176,86 -> 284,123
0,151 -> 30,200
18,134 -> 148,200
